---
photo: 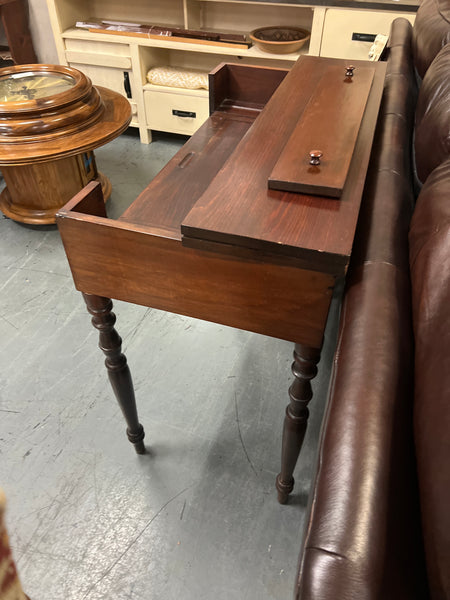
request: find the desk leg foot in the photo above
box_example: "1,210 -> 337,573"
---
83,293 -> 146,454
276,343 -> 321,504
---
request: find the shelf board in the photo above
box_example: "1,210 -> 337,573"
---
62,28 -> 307,60
143,83 -> 209,97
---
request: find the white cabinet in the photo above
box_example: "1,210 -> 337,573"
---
319,8 -> 415,59
46,0 -> 417,142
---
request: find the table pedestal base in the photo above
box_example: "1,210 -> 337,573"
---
0,153 -> 111,225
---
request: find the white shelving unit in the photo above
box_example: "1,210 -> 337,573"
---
46,0 -> 416,143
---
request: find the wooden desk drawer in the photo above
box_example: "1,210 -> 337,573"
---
144,87 -> 209,135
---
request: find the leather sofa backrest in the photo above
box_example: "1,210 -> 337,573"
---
350,19 -> 416,273
414,44 -> 450,183
412,0 -> 450,78
409,158 -> 450,600
295,18 -> 429,600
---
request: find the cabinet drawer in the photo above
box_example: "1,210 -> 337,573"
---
65,38 -> 131,58
320,8 -> 415,60
144,88 -> 209,135
66,50 -> 131,69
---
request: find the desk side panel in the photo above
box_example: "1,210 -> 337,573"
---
57,214 -> 335,348
209,63 -> 289,113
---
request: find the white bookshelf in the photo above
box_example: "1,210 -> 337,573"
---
46,0 -> 416,142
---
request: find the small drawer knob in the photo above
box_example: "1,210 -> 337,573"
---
309,150 -> 323,166
345,65 -> 355,77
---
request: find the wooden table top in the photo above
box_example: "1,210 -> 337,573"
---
57,58 -> 385,347
122,57 -> 386,277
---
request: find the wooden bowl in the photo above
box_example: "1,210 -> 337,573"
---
249,26 -> 310,54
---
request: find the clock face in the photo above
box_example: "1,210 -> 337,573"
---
0,71 -> 76,102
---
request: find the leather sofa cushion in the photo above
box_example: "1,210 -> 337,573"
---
296,262 -> 427,600
415,43 -> 450,183
412,0 -> 450,78
409,158 -> 450,600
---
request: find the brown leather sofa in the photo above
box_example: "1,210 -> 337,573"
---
295,0 -> 450,598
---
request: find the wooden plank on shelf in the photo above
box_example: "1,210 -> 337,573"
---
88,28 -> 250,50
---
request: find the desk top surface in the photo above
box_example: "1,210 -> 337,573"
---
122,57 -> 386,276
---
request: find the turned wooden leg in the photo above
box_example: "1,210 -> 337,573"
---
83,293 -> 146,454
276,343 -> 322,504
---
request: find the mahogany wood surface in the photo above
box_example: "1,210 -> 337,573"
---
120,64 -> 289,233
268,64 -> 374,198
120,113 -> 255,234
276,343 -> 322,504
58,184 -> 335,349
181,56 -> 386,276
0,0 -> 37,65
209,63 -> 288,115
83,293 -> 146,454
56,58 -> 385,501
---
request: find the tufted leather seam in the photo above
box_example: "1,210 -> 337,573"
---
304,546 -> 349,561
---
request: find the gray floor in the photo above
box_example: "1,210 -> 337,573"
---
0,129 -> 341,600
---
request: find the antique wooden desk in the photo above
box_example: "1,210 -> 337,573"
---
57,57 -> 386,503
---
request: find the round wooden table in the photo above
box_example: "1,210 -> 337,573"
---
0,64 -> 131,224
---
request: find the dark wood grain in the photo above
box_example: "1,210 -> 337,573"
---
276,343 -> 322,504
83,293 -> 146,454
181,56 -> 386,276
268,64 -> 374,197
209,63 -> 288,114
60,178 -> 107,217
120,113 -> 255,234
56,57 -> 385,499
57,203 -> 335,349
0,0 -> 37,64
121,65 -> 287,232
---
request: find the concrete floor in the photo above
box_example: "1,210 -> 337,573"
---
0,129 -> 341,600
